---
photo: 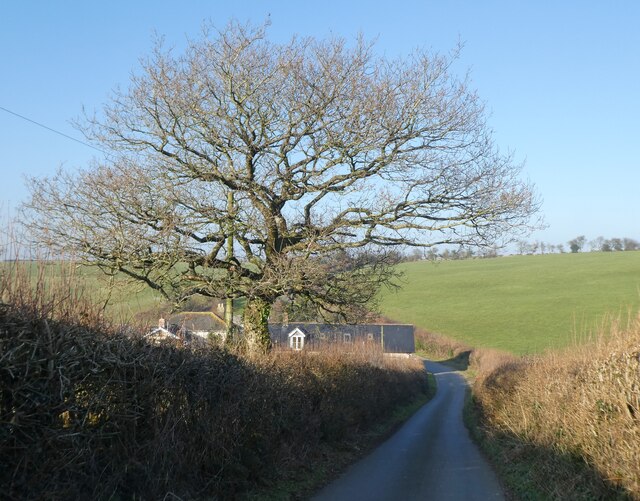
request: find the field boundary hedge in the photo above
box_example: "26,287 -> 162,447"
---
472,314 -> 640,499
0,265 -> 427,499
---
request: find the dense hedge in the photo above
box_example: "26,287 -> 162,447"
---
0,292 -> 426,499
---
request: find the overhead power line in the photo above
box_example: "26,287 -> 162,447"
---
0,105 -> 110,155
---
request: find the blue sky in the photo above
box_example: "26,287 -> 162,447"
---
1,1 -> 638,247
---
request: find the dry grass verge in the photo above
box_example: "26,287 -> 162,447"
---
472,314 -> 640,500
0,263 -> 428,500
411,324 -> 516,376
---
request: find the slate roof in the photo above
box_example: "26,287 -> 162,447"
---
168,312 -> 226,332
268,323 -> 415,353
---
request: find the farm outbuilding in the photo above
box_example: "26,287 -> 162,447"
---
268,323 -> 415,353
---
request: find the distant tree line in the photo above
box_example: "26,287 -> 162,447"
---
401,245 -> 499,262
515,235 -> 640,255
586,236 -> 640,253
566,235 -> 640,253
394,235 -> 639,262
516,240 -> 566,255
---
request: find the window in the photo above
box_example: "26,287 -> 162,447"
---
288,328 -> 306,350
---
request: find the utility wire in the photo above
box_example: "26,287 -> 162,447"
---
0,105 -> 110,156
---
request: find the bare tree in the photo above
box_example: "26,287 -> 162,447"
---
23,22 -> 540,352
568,235 -> 587,253
623,238 -> 639,251
539,241 -> 546,254
516,240 -> 528,255
610,238 -> 624,252
590,236 -> 605,252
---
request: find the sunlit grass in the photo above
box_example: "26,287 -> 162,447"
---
379,252 -> 640,354
0,260 -> 164,322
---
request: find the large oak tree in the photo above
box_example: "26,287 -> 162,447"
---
24,23 -> 540,352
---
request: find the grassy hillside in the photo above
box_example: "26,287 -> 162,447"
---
8,252 -> 639,353
378,252 -> 640,354
1,260 -> 165,322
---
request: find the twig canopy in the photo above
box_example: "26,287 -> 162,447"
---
24,22 -> 540,351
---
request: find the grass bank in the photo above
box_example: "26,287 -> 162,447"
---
0,260 -> 166,320
471,314 -> 640,500
379,252 -> 640,354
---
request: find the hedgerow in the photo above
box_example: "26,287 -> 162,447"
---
0,262 -> 427,499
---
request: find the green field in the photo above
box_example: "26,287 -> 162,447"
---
2,261 -> 166,322
378,252 -> 640,355
6,252 -> 640,353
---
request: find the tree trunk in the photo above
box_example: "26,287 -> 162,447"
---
224,191 -> 235,344
243,297 -> 272,353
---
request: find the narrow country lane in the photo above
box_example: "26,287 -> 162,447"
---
312,360 -> 505,501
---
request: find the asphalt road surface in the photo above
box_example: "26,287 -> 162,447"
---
312,360 -> 505,501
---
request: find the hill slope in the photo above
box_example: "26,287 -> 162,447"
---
378,252 -> 640,354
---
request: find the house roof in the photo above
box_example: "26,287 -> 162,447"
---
146,326 -> 209,348
146,327 -> 179,339
168,312 -> 227,332
268,323 -> 415,353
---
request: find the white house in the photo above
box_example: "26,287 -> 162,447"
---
145,327 -> 180,344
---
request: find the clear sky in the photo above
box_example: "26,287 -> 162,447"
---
1,1 -> 638,247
